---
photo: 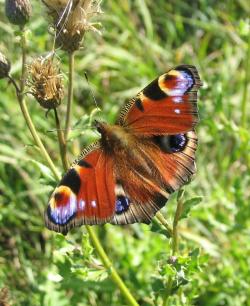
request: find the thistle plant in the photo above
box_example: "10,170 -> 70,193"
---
0,52 -> 11,79
42,0 -> 102,52
5,0 -> 32,27
1,1 -> 206,305
28,57 -> 64,109
2,1 -> 138,305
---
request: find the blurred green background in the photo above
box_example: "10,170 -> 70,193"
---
0,0 -> 250,305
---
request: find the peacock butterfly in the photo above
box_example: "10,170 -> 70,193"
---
45,65 -> 202,234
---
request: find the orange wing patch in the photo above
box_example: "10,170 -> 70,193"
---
120,65 -> 201,136
45,147 -> 116,233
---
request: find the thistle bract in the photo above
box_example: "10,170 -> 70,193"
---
5,0 -> 32,27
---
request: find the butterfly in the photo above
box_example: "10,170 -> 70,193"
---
45,65 -> 202,234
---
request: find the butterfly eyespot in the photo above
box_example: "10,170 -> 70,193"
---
115,196 -> 130,214
154,134 -> 187,153
168,134 -> 187,152
47,191 -> 77,225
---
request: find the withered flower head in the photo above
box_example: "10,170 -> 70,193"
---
5,0 -> 32,27
0,287 -> 10,306
42,0 -> 102,52
0,52 -> 11,79
28,57 -> 64,109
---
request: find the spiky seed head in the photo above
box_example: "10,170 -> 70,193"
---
0,52 -> 11,79
42,0 -> 102,52
5,0 -> 32,27
28,57 -> 64,109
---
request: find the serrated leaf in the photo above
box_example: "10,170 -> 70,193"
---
189,248 -> 200,258
180,196 -> 203,220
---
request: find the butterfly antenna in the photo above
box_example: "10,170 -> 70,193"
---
84,72 -> 100,110
47,127 -> 96,133
55,0 -> 73,40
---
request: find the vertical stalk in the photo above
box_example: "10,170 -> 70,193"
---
20,26 -> 26,94
163,190 -> 184,305
241,31 -> 250,129
86,227 -> 139,306
15,28 -> 60,180
172,192 -> 184,255
64,51 -> 75,141
155,212 -> 173,236
54,109 -> 69,170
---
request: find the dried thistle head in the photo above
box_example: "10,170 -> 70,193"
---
5,0 -> 32,27
0,287 -> 10,306
42,0 -> 102,52
28,57 -> 64,109
0,52 -> 11,79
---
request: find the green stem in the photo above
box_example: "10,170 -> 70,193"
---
164,276 -> 173,306
86,227 -> 139,306
64,51 -> 75,141
163,190 -> 184,305
20,26 -> 26,94
10,28 -> 60,180
241,31 -> 250,128
172,190 -> 184,255
54,108 -> 69,170
155,212 -> 173,236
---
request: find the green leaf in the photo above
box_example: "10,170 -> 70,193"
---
30,159 -> 58,183
180,196 -> 203,220
149,219 -> 171,238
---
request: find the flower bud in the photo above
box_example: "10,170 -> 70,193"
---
5,0 -> 32,27
0,52 -> 11,79
28,57 -> 64,109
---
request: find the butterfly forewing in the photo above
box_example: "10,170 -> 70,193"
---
118,65 -> 201,135
45,143 -> 116,234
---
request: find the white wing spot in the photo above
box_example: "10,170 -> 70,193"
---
91,200 -> 97,208
79,200 -> 86,210
175,109 -> 181,114
173,96 -> 182,103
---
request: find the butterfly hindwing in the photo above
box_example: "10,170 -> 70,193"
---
110,131 -> 197,225
45,142 -> 116,234
118,65 -> 201,135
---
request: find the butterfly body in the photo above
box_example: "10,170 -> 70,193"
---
45,65 -> 202,234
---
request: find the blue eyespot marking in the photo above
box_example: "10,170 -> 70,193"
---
115,196 -> 130,214
169,134 -> 187,152
47,194 -> 77,225
180,70 -> 194,91
154,134 -> 187,153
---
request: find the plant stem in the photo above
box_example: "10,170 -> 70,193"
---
64,51 -> 75,141
155,212 -> 173,236
54,108 -> 69,170
164,276 -> 173,306
172,191 -> 184,255
241,30 -> 250,128
163,190 -> 185,305
20,26 -> 26,95
12,28 -> 60,181
86,227 -> 139,306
